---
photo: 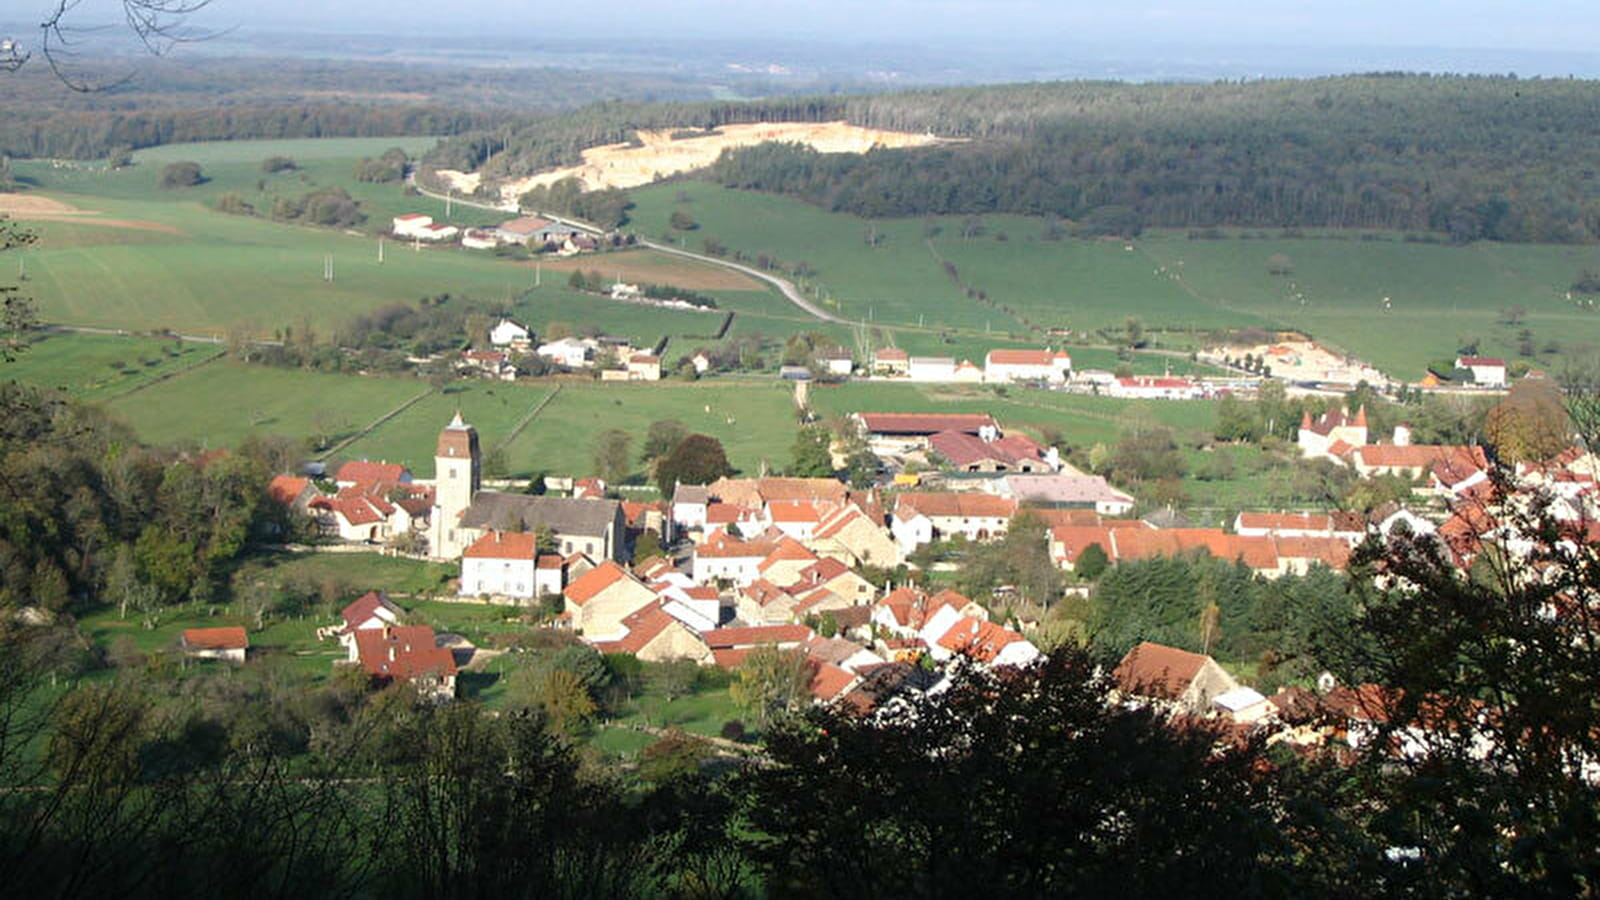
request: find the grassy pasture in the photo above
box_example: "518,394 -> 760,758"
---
629,181 -> 1600,377
4,332 -> 221,402
7,142 -> 777,346
284,375 -> 801,481
106,360 -> 425,451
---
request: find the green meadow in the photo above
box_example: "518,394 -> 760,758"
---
105,360 -> 426,451
3,331 -> 222,402
7,140 -> 774,346
629,181 -> 1600,377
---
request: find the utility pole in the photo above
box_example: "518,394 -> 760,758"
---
535,263 -> 541,288
378,238 -> 384,264
323,254 -> 334,283
446,190 -> 453,218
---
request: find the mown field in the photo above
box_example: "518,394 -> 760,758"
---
630,181 -> 1600,377
6,140 -> 778,346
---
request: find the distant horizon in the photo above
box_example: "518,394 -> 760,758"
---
9,4 -> 1600,83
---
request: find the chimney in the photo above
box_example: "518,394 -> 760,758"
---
388,645 -> 396,662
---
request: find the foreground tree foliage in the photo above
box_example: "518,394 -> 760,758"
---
1337,480 -> 1600,897
739,651 -> 1315,898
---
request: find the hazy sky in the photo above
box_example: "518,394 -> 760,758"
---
222,0 -> 1600,51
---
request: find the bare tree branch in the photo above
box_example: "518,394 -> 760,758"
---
1,0 -> 219,91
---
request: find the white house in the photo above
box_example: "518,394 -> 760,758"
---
1455,356 -> 1507,387
460,531 -> 544,601
907,356 -> 957,382
489,319 -> 532,349
692,531 -> 771,586
462,229 -> 499,250
415,223 -> 458,242
815,346 -> 854,376
983,349 -> 1069,384
537,336 -> 594,368
392,213 -> 433,237
1108,376 -> 1203,400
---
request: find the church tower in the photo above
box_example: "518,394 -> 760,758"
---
431,412 -> 480,558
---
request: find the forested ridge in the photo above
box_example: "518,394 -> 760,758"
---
0,56 -> 731,161
438,74 -> 1600,242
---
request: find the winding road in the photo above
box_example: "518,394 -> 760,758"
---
409,176 -> 847,325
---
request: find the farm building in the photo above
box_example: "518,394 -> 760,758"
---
872,348 -> 910,375
907,356 -> 956,382
984,349 -> 1071,383
1107,376 -> 1203,400
1455,356 -> 1507,387
391,213 -> 433,237
854,412 -> 1000,454
181,627 -> 249,663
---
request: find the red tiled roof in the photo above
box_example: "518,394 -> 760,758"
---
353,625 -> 457,680
336,460 -> 408,484
702,624 -> 812,648
696,531 -> 776,558
935,616 -> 1025,663
340,591 -> 400,630
536,554 -> 564,570
591,601 -> 691,655
267,475 -> 310,506
768,500 -> 824,523
463,531 -> 539,560
758,538 -> 819,571
182,626 -> 248,651
808,661 -> 858,701
1274,537 -> 1352,568
1113,642 -> 1211,700
1354,444 -> 1485,471
799,556 -> 852,584
1456,356 -> 1505,368
563,560 -> 632,606
928,430 -> 1033,468
986,349 -> 1053,367
895,492 -> 1018,520
874,348 -> 909,362
1236,512 -> 1333,532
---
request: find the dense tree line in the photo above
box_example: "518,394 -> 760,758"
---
0,383 -> 279,612
516,176 -> 632,229
1090,554 -> 1355,689
441,75 -> 1600,242
0,104 -> 489,162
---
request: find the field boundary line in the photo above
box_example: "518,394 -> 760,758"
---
95,345 -> 227,403
494,383 -> 562,451
316,386 -> 437,462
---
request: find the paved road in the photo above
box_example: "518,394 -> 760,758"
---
640,239 -> 848,324
410,175 -> 847,325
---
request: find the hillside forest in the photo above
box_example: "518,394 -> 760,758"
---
430,75 -> 1600,243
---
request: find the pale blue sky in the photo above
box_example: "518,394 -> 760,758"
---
221,0 -> 1600,51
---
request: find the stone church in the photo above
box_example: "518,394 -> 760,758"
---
429,414 -> 625,561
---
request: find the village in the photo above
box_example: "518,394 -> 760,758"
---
193,382 -> 1598,764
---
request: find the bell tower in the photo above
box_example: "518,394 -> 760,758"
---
431,412 -> 479,558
